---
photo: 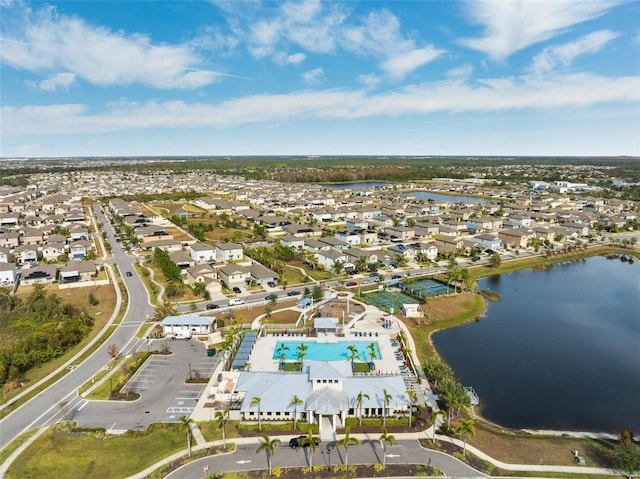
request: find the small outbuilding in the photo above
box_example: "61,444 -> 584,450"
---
160,315 -> 216,336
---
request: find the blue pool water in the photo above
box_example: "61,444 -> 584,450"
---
272,340 -> 382,361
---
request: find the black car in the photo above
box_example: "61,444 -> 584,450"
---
125,271 -> 133,277
206,303 -> 219,310
233,286 -> 242,294
289,435 -> 320,448
267,281 -> 276,288
287,290 -> 301,296
265,294 -> 277,301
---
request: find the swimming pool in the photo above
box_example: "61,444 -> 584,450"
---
272,340 -> 382,362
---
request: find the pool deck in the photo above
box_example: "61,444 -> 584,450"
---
249,306 -> 406,374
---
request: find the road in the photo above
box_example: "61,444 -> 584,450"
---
0,204 -> 155,450
165,438 -> 484,478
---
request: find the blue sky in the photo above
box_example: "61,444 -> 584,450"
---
1,0 -> 639,158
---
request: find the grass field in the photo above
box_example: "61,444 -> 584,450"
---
5,423 -> 186,479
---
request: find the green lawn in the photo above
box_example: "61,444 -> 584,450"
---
5,423 -> 186,479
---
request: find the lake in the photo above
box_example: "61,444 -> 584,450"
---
432,255 -> 640,433
403,191 -> 487,204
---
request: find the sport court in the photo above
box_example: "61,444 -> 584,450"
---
363,291 -> 420,313
403,279 -> 448,297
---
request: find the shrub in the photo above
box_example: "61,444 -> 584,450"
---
374,463 -> 384,472
271,467 -> 282,477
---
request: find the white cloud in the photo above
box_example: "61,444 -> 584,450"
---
3,72 -> 638,136
302,67 -> 325,85
26,72 -> 76,91
357,73 -> 381,88
273,51 -> 306,65
446,64 -> 474,79
382,46 -> 445,80
0,7 -> 220,89
531,30 -> 619,74
459,0 -> 618,60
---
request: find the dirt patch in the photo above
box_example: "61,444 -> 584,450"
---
317,299 -> 365,318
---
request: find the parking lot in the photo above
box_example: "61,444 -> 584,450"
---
72,339 -> 220,431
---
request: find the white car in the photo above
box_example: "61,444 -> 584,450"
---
229,298 -> 245,306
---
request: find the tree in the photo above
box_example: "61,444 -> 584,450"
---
406,390 -> 418,427
614,442 -> 640,479
367,341 -> 378,366
331,259 -> 345,276
621,427 -> 635,444
429,409 -> 445,443
379,426 -> 395,469
356,391 -> 370,426
336,426 -> 359,467
456,418 -> 475,456
490,252 -> 502,268
276,343 -> 289,371
300,429 -> 320,468
346,344 -> 359,371
289,394 -> 304,430
250,395 -> 262,430
382,388 -> 393,427
257,434 -> 281,476
355,256 -> 368,273
154,299 -> 177,321
423,356 -> 453,391
296,342 -> 308,369
178,416 -> 195,458
214,409 -> 229,450
311,284 -> 324,301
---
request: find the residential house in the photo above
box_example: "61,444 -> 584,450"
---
170,250 -> 196,269
345,219 -> 368,231
215,242 -> 244,263
473,234 -> 503,252
0,231 -> 20,249
407,241 -> 438,262
189,242 -> 216,263
334,230 -> 361,246
184,264 -> 217,286
14,244 -> 39,265
249,263 -> 279,287
316,249 -> 349,272
141,239 -> 183,252
136,225 -> 173,243
69,226 -> 90,241
279,234 -> 306,250
69,240 -> 92,260
218,264 -> 251,287
344,247 -> 380,266
21,264 -> 58,285
386,225 -> 416,242
42,243 -> 67,261
0,263 -> 17,286
0,247 -> 11,263
20,227 -> 43,245
434,236 -> 464,254
498,228 -> 532,248
317,236 -> 348,250
59,261 -> 97,282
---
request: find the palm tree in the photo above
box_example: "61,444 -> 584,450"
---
355,256 -> 368,273
296,343 -> 308,370
336,426 -> 359,467
257,434 -> 281,476
288,394 -> 304,430
178,415 -> 195,458
406,390 -> 418,427
346,344 -> 359,371
331,259 -> 345,276
300,429 -> 320,468
457,418 -> 475,456
214,409 -> 229,450
276,343 -> 289,371
382,388 -> 393,427
250,395 -> 262,430
356,390 -> 370,426
429,410 -> 445,443
367,341 -> 378,367
379,426 -> 395,469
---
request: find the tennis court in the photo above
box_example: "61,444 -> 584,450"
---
363,291 -> 420,313
403,279 -> 449,297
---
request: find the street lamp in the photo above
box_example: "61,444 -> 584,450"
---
188,362 -> 192,380
109,378 -> 113,397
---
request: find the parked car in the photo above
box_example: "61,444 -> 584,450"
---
289,435 -> 320,449
267,281 -> 276,288
229,298 -> 245,306
125,271 -> 133,277
232,286 -> 242,294
265,294 -> 277,301
206,303 -> 219,310
287,290 -> 301,296
346,281 -> 358,287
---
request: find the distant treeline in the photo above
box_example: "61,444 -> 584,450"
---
0,285 -> 94,387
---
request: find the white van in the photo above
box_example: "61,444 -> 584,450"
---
228,298 -> 245,306
171,331 -> 192,340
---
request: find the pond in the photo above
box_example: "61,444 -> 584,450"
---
432,255 -> 640,433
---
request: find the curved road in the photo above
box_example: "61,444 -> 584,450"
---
0,204 -> 154,451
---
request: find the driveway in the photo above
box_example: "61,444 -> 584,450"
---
72,340 -> 220,431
